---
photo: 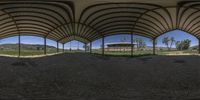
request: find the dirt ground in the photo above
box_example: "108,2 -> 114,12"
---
0,53 -> 200,100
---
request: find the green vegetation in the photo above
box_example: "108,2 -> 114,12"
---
0,35 -> 198,57
176,39 -> 191,50
162,36 -> 176,51
0,50 -> 19,56
0,50 -> 58,56
0,44 -> 58,56
133,37 -> 146,49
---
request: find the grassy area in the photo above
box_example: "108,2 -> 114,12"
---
64,50 -> 86,53
0,49 -> 86,57
92,49 -> 199,57
105,50 -> 153,56
91,50 -> 153,57
0,49 -> 199,57
0,50 -> 60,56
0,50 -> 19,56
157,50 -> 198,55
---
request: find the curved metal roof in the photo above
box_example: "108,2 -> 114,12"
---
0,0 -> 199,43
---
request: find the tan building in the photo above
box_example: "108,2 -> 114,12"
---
105,42 -> 137,52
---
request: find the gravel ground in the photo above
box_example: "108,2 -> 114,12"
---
0,53 -> 200,100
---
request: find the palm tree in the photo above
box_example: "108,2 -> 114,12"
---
121,36 -> 127,42
138,39 -> 145,48
70,41 -> 72,51
169,37 -> 176,51
162,36 -> 170,50
135,38 -> 139,49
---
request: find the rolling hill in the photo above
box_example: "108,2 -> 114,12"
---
0,44 -> 57,51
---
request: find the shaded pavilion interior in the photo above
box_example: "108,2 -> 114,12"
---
1,0 -> 200,56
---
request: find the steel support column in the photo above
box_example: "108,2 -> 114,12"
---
62,43 -> 64,53
18,34 -> 21,57
90,42 -> 92,54
57,42 -> 59,53
85,43 -> 87,53
44,37 -> 47,55
102,36 -> 105,55
70,41 -> 72,51
153,39 -> 156,55
77,41 -> 79,51
199,39 -> 200,54
131,34 -> 134,56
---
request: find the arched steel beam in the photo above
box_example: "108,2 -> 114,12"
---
188,20 -> 200,33
58,35 -> 90,43
1,2 -> 73,22
0,12 -> 69,38
58,35 -> 91,43
101,27 -> 156,38
79,2 -> 161,22
78,3 -> 164,38
177,4 -> 200,28
1,2 -> 74,36
181,9 -> 200,30
80,7 -> 169,33
92,31 -> 153,42
131,6 -> 173,36
98,24 -> 158,37
73,22 -> 101,39
93,15 -> 163,32
7,10 -> 68,34
95,21 -> 160,35
184,15 -> 200,32
45,22 -> 101,41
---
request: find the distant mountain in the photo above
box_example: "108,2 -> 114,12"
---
0,44 -> 56,50
190,45 -> 198,50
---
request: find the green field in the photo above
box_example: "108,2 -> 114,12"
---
0,50 -> 59,56
92,49 -> 199,57
92,49 -> 153,57
157,50 -> 198,55
0,49 -> 199,57
0,49 -> 87,57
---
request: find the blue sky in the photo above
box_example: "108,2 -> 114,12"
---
157,30 -> 198,48
0,30 -> 198,49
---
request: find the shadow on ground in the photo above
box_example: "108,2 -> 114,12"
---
0,53 -> 200,100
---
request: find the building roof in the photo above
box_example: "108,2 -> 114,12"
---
0,0 -> 199,43
106,42 -> 137,45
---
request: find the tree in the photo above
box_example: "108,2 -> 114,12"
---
138,39 -> 146,48
162,36 -> 176,51
133,38 -> 139,49
176,39 -> 191,50
133,38 -> 146,50
121,36 -> 127,42
176,41 -> 181,50
162,36 -> 170,50
169,37 -> 176,51
83,44 -> 90,51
